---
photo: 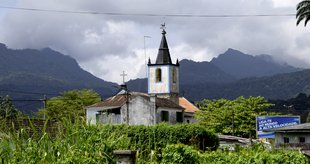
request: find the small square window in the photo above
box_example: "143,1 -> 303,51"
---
299,137 -> 305,143
161,111 -> 169,122
284,137 -> 289,144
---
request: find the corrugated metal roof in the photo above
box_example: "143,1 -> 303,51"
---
156,97 -> 183,109
88,92 -> 183,109
264,123 -> 310,132
179,97 -> 199,113
88,94 -> 126,107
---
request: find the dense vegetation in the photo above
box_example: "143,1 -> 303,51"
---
0,96 -> 19,119
196,96 -> 275,138
0,119 -> 307,163
161,144 -> 308,164
269,93 -> 310,122
37,89 -> 101,121
0,119 -> 218,163
0,92 -> 307,163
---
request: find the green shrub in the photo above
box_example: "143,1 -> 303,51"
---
161,144 -> 200,164
201,144 -> 308,164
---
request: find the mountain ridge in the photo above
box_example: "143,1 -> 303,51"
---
0,43 -> 307,113
0,43 -> 118,113
210,48 -> 301,79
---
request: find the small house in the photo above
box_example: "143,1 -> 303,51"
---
87,92 -> 184,125
265,123 -> 310,150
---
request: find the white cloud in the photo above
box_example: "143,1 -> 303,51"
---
0,0 -> 309,83
272,0 -> 300,8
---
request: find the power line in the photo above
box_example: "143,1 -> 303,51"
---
0,89 -> 59,96
0,89 -> 110,100
16,101 -> 42,108
11,99 -> 43,102
0,5 -> 295,18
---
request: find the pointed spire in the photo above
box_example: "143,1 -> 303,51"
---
176,58 -> 179,66
155,24 -> 172,64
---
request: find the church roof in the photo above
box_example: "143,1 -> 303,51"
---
155,29 -> 172,64
88,92 -> 183,109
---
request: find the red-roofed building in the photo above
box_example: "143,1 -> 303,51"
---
179,97 -> 199,123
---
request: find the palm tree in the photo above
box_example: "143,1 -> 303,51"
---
297,0 -> 310,26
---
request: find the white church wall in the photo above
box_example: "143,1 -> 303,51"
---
184,112 -> 197,124
148,65 -> 169,94
125,96 -> 156,125
157,107 -> 183,124
169,66 -> 179,93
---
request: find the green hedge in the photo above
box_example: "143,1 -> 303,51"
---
102,123 -> 218,161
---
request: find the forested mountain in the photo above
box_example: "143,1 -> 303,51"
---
269,93 -> 310,123
181,69 -> 310,101
179,59 -> 236,84
0,44 -> 116,91
0,43 -> 117,113
128,50 -> 304,100
210,48 -> 301,79
0,43 -> 307,114
127,59 -> 236,92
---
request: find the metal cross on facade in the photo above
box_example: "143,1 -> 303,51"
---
120,71 -> 127,84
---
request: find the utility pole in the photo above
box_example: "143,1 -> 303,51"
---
144,36 -> 151,78
232,109 -> 235,136
42,95 -> 47,119
120,71 -> 129,124
125,87 -> 129,124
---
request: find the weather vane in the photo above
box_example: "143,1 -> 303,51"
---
160,22 -> 166,30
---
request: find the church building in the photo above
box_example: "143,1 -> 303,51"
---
86,25 -> 198,125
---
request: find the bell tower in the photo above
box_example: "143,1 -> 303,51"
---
148,24 -> 179,104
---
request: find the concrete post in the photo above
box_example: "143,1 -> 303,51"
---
113,150 -> 137,164
150,95 -> 157,124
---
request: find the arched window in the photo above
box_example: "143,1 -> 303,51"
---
156,68 -> 162,82
172,67 -> 177,83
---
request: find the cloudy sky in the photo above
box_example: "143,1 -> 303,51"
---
0,0 -> 309,83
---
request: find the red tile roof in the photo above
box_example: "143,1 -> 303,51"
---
179,97 -> 199,113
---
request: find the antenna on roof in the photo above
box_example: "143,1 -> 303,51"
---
144,36 -> 151,78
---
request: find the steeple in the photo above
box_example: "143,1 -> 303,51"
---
155,23 -> 172,64
148,24 -> 180,105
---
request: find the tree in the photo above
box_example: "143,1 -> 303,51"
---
38,89 -> 101,121
195,96 -> 275,138
296,0 -> 310,26
0,95 -> 19,119
307,112 -> 310,122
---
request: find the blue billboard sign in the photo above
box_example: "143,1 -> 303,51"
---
256,116 -> 300,138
